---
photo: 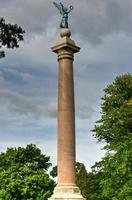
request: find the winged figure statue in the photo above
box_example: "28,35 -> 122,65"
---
53,2 -> 74,28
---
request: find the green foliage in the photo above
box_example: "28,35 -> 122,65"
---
87,162 -> 104,200
75,162 -> 91,199
93,74 -> 132,149
0,18 -> 25,58
0,144 -> 55,200
50,166 -> 57,178
92,74 -> 132,200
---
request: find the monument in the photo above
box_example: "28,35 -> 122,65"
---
49,2 -> 85,200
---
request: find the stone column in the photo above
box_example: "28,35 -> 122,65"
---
58,56 -> 76,186
49,29 -> 85,200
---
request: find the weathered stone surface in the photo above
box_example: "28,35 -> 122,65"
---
52,28 -> 80,61
50,185 -> 85,200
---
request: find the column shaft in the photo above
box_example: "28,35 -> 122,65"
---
58,58 -> 76,185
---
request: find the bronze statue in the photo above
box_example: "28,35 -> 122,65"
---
53,2 -> 74,28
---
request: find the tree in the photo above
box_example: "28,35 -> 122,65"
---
0,144 -> 55,200
0,18 -> 24,58
86,162 -> 104,200
75,162 -> 91,199
92,74 -> 132,200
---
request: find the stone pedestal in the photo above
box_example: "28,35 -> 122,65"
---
49,29 -> 85,200
50,185 -> 84,200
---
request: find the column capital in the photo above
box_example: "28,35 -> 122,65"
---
51,29 -> 80,60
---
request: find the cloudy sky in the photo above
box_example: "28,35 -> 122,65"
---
0,0 -> 132,171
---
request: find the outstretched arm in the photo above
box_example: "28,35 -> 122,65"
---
53,2 -> 64,15
67,5 -> 74,13
60,2 -> 65,13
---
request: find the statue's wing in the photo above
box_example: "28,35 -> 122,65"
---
53,2 -> 63,15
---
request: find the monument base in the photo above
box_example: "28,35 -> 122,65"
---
49,185 -> 85,200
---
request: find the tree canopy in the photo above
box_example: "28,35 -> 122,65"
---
92,74 -> 132,200
0,18 -> 24,58
0,144 -> 55,200
75,162 -> 92,199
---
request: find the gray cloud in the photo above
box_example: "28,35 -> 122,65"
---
0,89 -> 57,118
72,0 -> 132,43
76,105 -> 95,119
0,0 -> 55,34
1,68 -> 32,84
